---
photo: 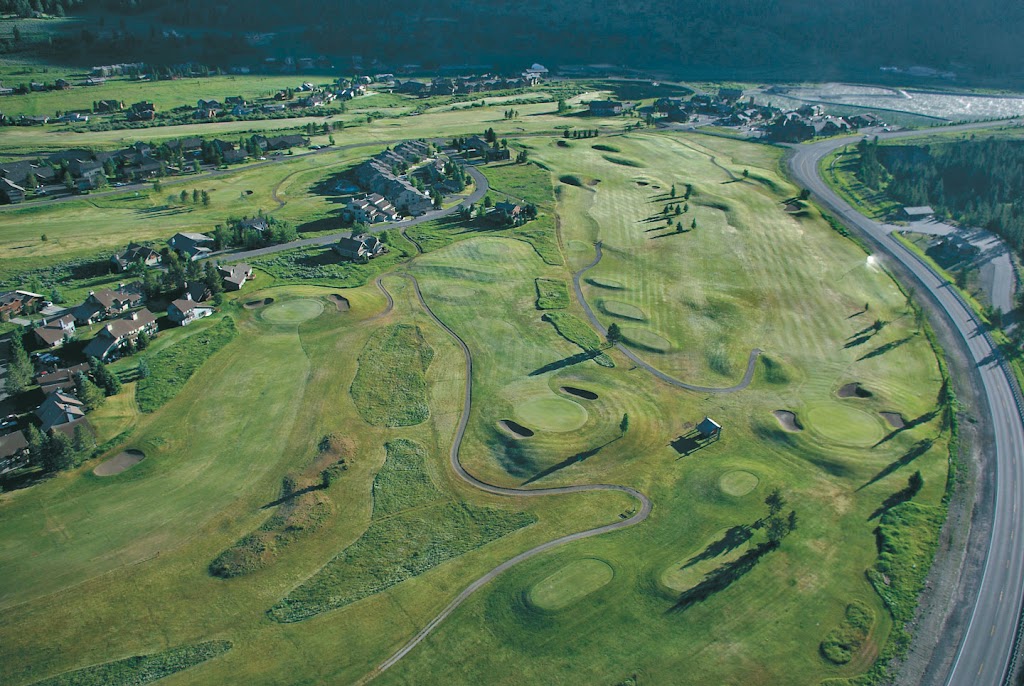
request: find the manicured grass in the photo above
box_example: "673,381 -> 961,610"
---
514,396 -> 589,433
527,558 -> 614,611
599,298 -> 647,320
31,640 -> 232,686
135,316 -> 238,413
719,470 -> 759,496
350,323 -> 434,427
804,403 -> 886,447
534,277 -> 569,310
267,439 -> 536,623
260,298 -> 324,325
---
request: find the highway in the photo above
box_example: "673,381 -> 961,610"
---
788,123 -> 1024,686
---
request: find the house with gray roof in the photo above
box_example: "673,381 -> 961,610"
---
83,309 -> 158,361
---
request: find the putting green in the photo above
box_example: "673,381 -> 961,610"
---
805,403 -> 884,447
719,470 -> 759,496
514,397 -> 588,432
600,299 -> 647,320
528,559 -> 614,611
474,240 -> 510,257
261,299 -> 325,325
622,326 -> 672,353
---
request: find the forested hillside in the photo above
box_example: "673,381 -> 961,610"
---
3,0 -> 1024,84
858,138 -> 1024,250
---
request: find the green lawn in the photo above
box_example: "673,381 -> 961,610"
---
0,129 -> 952,686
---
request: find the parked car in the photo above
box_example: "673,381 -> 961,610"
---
0,415 -> 18,431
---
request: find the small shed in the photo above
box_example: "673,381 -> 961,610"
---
696,416 -> 722,440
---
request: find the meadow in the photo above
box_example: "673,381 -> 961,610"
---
0,128 -> 952,686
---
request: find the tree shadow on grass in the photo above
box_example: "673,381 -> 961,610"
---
844,333 -> 874,349
682,524 -> 754,568
667,542 -> 777,613
529,349 -> 604,376
521,437 -> 619,485
873,409 -> 939,447
669,429 -> 716,458
858,438 -> 934,492
858,336 -> 914,362
261,483 -> 325,509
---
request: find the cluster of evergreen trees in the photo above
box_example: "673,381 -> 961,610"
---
857,137 -> 1024,252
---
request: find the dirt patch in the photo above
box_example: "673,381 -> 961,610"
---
773,410 -> 803,432
561,386 -> 598,400
329,294 -> 350,312
244,297 -> 274,310
784,202 -> 801,212
587,178 -> 601,186
880,412 -> 905,428
94,449 -> 145,476
499,420 -> 535,438
838,382 -> 873,399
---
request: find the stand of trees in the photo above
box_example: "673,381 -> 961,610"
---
859,137 -> 1024,251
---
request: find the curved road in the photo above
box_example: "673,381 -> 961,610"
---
788,124 -> 1024,686
358,274 -> 653,683
573,242 -> 762,393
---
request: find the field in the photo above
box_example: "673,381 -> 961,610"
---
0,125 -> 952,686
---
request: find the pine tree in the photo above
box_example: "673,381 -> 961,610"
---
5,331 -> 32,395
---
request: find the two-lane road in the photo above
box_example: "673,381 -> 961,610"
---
788,123 -> 1024,686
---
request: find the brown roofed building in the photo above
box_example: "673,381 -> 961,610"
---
83,308 -> 158,361
33,314 -> 76,349
35,363 -> 90,395
168,295 -> 215,326
218,263 -> 253,291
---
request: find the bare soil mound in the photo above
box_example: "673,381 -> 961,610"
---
838,382 -> 873,399
773,410 -> 803,432
499,420 -> 535,438
880,412 -> 905,428
329,294 -> 350,312
561,386 -> 598,400
94,449 -> 145,476
244,297 -> 274,309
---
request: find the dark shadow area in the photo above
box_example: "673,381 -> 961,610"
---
844,333 -> 874,349
530,349 -> 604,376
873,409 -> 939,447
670,429 -> 716,457
858,336 -> 913,361
859,439 -> 934,491
0,466 -> 50,493
521,438 -> 618,485
261,482 -> 325,509
869,476 -> 924,520
682,524 -> 754,568
490,428 -> 538,479
668,542 -> 776,613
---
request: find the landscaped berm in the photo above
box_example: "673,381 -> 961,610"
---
0,131 -> 952,686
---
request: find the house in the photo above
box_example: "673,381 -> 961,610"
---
95,99 -> 122,113
718,87 -> 744,103
54,78 -> 71,90
0,430 -> 29,471
184,281 -> 212,303
465,136 -> 510,162
258,134 -> 309,151
168,232 -> 215,260
333,234 -> 385,261
35,363 -> 90,395
588,100 -> 633,116
110,242 -> 162,272
0,177 -> 25,204
128,101 -> 156,121
82,308 -> 158,361
59,112 -> 90,123
237,216 -> 270,234
218,263 -> 253,291
347,194 -> 399,224
30,82 -> 46,92
494,201 -> 523,222
901,206 -> 935,220
73,287 -> 144,325
167,295 -> 215,326
19,115 -> 49,126
33,314 -> 76,349
197,98 -> 223,111
0,290 -> 43,320
35,390 -> 86,433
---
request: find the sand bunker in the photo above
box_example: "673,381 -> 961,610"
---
635,181 -> 649,187
500,420 -> 535,438
561,386 -> 598,400
329,294 -> 350,312
784,202 -> 801,212
585,277 -> 625,290
244,297 -> 274,309
880,412 -> 905,429
838,382 -> 873,399
773,410 -> 803,432
94,449 -> 145,476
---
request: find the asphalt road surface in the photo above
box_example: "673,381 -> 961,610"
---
788,120 -> 1024,686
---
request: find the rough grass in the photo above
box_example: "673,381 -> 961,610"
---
350,324 -> 435,427
267,439 -> 536,623
820,601 -> 875,665
136,316 -> 237,413
535,278 -> 570,310
541,311 -> 614,367
30,640 -> 232,686
250,242 -> 413,288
